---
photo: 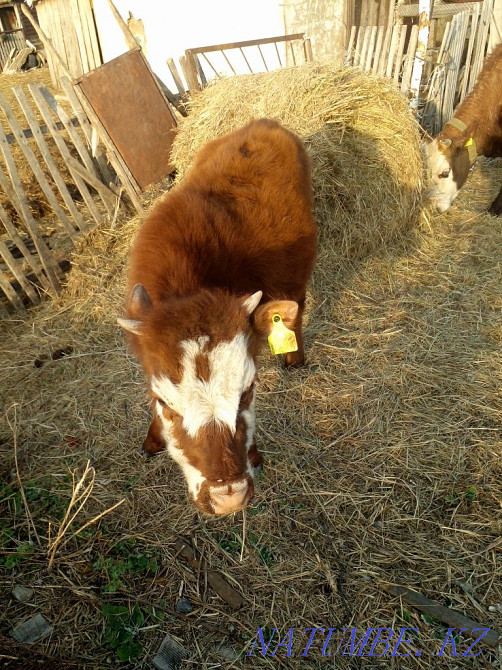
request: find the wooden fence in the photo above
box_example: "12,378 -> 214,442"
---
0,29 -> 26,70
345,23 -> 420,92
0,79 -> 121,315
170,34 -> 313,97
345,0 -> 495,131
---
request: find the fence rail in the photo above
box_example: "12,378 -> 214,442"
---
0,82 -> 120,314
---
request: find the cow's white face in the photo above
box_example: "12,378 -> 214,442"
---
425,139 -> 459,212
150,332 -> 259,515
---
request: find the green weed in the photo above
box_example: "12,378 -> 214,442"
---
102,603 -> 145,662
93,539 -> 159,593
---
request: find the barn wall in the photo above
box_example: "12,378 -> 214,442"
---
92,0 -> 285,90
18,2 -> 42,48
36,0 -> 102,87
490,0 -> 502,49
283,0 -> 349,65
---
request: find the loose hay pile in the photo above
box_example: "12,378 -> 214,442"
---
0,63 -> 501,669
171,63 -> 425,266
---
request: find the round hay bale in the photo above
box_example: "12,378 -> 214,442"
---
171,63 -> 424,269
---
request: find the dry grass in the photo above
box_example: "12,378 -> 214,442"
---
0,63 -> 501,668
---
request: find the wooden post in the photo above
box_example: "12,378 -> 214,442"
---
409,0 -> 432,112
105,0 -> 138,50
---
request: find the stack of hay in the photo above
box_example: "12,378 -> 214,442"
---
170,62 -> 425,278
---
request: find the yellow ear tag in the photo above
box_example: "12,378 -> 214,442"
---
268,314 -> 298,355
465,137 -> 473,147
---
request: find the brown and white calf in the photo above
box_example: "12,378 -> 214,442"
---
118,118 -> 317,516
425,43 -> 502,215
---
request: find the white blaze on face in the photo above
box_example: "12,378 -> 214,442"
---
158,407 -> 205,496
150,333 -> 256,498
425,140 -> 458,212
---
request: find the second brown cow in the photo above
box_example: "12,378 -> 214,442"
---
118,118 -> 317,516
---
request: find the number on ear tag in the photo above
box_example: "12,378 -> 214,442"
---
268,314 -> 298,355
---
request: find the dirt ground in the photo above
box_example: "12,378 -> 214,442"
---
0,68 -> 501,669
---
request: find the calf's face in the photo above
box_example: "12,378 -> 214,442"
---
118,286 -> 298,515
424,137 -> 472,213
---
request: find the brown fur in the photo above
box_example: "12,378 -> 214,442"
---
437,44 -> 502,214
121,119 -> 317,510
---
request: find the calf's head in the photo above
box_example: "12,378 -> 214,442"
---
424,125 -> 476,213
118,285 -> 298,515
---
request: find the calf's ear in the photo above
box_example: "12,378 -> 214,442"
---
241,290 -> 263,315
252,300 -> 299,338
129,283 -> 153,318
117,284 -> 153,335
117,317 -> 143,335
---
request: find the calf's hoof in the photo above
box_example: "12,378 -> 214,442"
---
284,351 -> 305,368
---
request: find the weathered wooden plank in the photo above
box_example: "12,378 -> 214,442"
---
29,82 -> 101,228
65,156 -> 117,211
304,38 -> 313,62
345,25 -> 357,66
0,236 -> 39,306
193,54 -> 208,84
469,0 -> 493,90
0,135 -> 60,293
372,25 -> 385,73
393,25 -> 408,84
377,24 -> 393,76
183,50 -> 204,92
360,26 -> 372,69
353,26 -> 364,67
167,58 -> 187,96
401,24 -> 419,94
43,88 -> 115,214
78,0 -> 102,69
21,2 -> 74,83
365,26 -> 378,70
0,265 -> 26,312
13,86 -> 88,233
187,34 -> 305,55
459,6 -> 479,102
4,117 -> 79,145
178,55 -> 192,90
398,1 -> 481,17
385,25 -> 400,78
71,0 -> 91,74
105,0 -> 137,50
0,90 -> 78,241
58,76 -> 115,187
0,199 -> 50,292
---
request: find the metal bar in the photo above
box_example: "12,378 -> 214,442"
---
188,33 -> 305,54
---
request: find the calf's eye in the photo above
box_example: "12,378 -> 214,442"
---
439,169 -> 450,179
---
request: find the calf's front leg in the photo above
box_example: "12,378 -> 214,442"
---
488,184 -> 502,216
